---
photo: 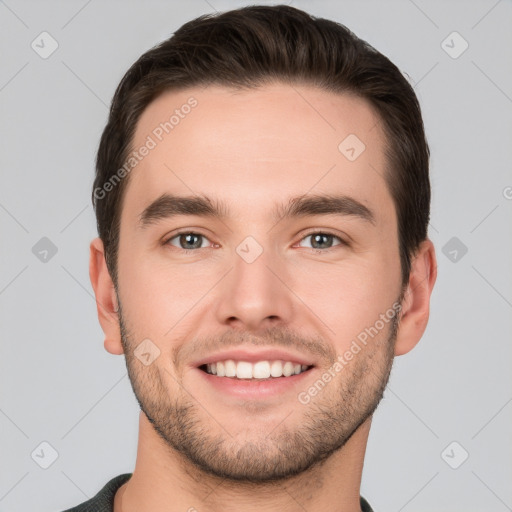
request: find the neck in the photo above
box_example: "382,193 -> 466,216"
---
115,412 -> 371,512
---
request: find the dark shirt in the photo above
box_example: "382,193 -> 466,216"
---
59,473 -> 374,511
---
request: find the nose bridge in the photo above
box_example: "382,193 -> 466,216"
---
213,235 -> 294,330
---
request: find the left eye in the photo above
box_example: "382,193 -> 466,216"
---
166,232 -> 211,250
298,232 -> 344,250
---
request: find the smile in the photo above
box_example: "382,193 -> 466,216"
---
200,359 -> 312,379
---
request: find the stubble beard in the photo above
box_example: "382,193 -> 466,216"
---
118,302 -> 398,484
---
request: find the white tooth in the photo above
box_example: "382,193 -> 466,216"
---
213,360 -> 305,378
270,360 -> 283,377
283,361 -> 294,377
253,361 -> 270,379
236,361 -> 253,379
225,359 -> 236,377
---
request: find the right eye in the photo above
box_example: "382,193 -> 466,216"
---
164,232 -> 213,252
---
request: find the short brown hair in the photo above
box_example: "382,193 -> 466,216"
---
93,4 -> 430,287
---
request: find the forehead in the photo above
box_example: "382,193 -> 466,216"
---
123,83 -> 393,226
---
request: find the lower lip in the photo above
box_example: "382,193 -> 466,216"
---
196,367 -> 314,400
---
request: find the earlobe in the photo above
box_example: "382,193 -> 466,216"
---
394,239 -> 437,356
89,237 -> 124,356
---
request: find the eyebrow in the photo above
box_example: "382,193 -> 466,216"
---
138,192 -> 375,228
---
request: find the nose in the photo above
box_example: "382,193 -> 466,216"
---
213,241 -> 295,332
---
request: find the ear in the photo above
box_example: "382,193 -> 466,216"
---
394,239 -> 437,356
89,237 -> 124,355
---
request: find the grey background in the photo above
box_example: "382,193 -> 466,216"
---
1,0 -> 511,511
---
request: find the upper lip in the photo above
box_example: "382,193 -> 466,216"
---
191,347 -> 317,368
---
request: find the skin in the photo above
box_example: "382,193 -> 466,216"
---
89,83 -> 437,512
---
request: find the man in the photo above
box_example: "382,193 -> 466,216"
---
63,4 -> 436,511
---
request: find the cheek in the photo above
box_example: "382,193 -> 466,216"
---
117,240 -> 170,334
290,252 -> 401,349
117,244 -> 220,336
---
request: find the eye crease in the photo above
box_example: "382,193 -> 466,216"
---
163,231 -> 347,252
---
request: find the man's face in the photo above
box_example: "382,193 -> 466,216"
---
115,83 -> 403,481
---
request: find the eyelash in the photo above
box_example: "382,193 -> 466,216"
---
162,229 -> 349,254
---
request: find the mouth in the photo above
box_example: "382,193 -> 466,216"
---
192,348 -> 317,400
199,359 -> 314,380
